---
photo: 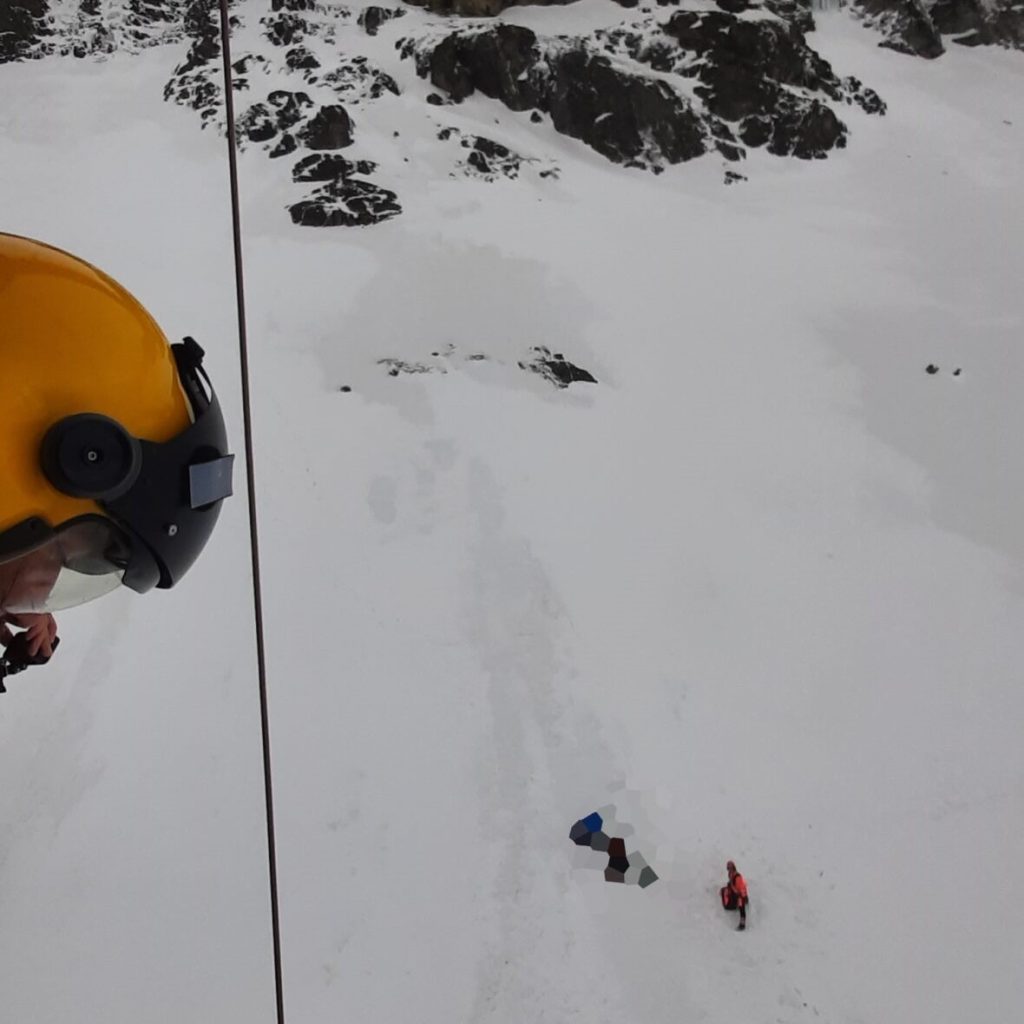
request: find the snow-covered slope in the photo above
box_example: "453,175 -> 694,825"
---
1,4 -> 1023,1023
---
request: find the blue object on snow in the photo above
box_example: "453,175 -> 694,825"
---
582,812 -> 603,833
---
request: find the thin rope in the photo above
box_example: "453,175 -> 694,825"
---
217,3 -> 286,1022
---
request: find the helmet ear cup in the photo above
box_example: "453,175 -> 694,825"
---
41,414 -> 142,502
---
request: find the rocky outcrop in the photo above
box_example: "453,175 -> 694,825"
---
413,25 -> 709,169
405,0 -> 576,14
0,1 -> 49,64
298,103 -> 354,149
163,0 -> 221,123
929,0 -> 1024,49
293,153 -> 378,180
319,57 -> 400,101
520,347 -> 597,388
849,0 -> 945,57
16,0 -> 1012,232
288,177 -> 402,227
160,0 -> 402,226
3,0 -> 190,62
359,5 -> 407,35
659,9 -> 885,157
410,6 -> 885,168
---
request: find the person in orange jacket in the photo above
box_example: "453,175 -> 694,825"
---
720,860 -> 749,930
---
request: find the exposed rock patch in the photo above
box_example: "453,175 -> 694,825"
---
412,24 -> 709,169
519,347 -> 598,388
409,5 -> 886,168
378,357 -> 446,376
405,0 -> 578,13
0,0 -> 49,64
930,0 -> 1024,48
289,177 -> 402,227
319,56 -> 400,101
161,1 -> 401,226
293,153 -> 378,180
298,103 -> 355,149
359,5 -> 407,35
163,0 -> 222,124
849,0 -> 945,57
437,126 -> 560,180
237,90 -> 314,147
2,0 -> 191,63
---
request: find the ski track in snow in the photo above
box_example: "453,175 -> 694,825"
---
1,5 -> 1023,1023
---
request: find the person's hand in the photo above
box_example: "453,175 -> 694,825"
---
5,613 -> 58,659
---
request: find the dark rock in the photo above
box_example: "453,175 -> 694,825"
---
163,0 -> 221,121
378,357 -> 442,375
285,45 -> 319,70
426,92 -> 445,105
299,104 -> 354,149
236,91 -> 312,148
359,5 -> 407,36
530,110 -> 543,123
339,385 -> 352,392
418,27 -> 707,168
608,854 -> 630,873
0,0 -> 49,64
268,89 -> 314,130
129,0 -> 182,24
605,867 -> 626,883
521,347 -> 598,388
270,133 -> 298,157
466,145 -> 521,177
768,99 -> 846,158
321,58 -> 400,100
233,54 -> 268,74
426,25 -> 540,107
653,9 -> 862,159
926,364 -> 940,374
739,115 -> 772,148
547,49 -> 707,165
406,0 -> 577,12
241,108 -> 279,143
696,64 -> 782,123
717,140 -> 744,162
263,12 -> 307,47
931,0 -> 1024,48
666,12 -> 835,95
289,178 -> 402,227
850,0 -> 944,58
764,0 -> 816,34
843,76 -> 887,115
589,830 -> 611,852
293,153 -> 377,180
474,136 -> 511,160
178,0 -> 221,74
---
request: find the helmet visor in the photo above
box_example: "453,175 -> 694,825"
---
0,518 -> 131,613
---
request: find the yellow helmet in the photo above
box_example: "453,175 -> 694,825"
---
0,233 -> 234,613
